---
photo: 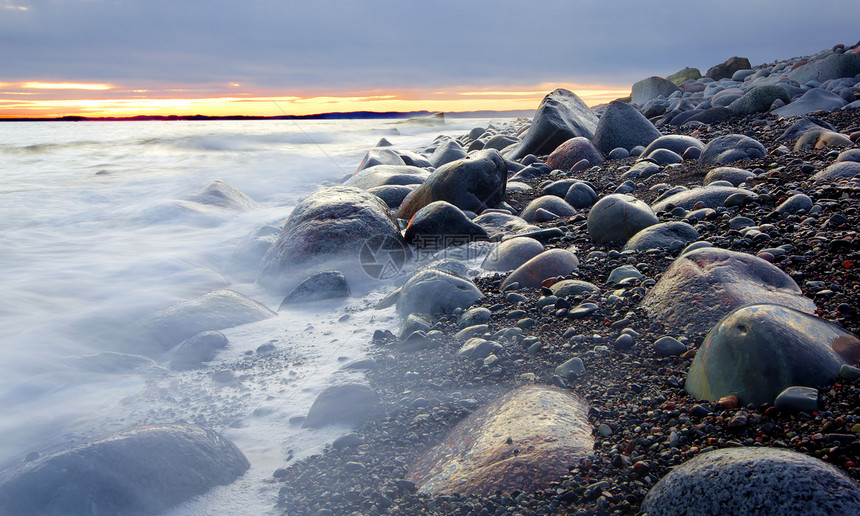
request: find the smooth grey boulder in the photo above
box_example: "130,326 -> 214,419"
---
500,249 -> 579,290
622,221 -> 699,252
592,100 -> 661,155
520,195 -> 577,223
642,447 -> 860,516
483,134 -> 520,151
700,134 -> 767,164
776,116 -> 836,143
546,137 -> 604,170
789,52 -> 860,84
138,289 -> 275,351
812,161 -> 860,182
653,336 -> 687,357
541,179 -> 579,198
396,149 -> 507,219
355,147 -> 405,172
279,270 -> 350,308
504,89 -> 599,160
775,193 -> 814,215
408,385 -> 592,497
564,182 -> 599,209
587,194 -> 658,244
641,248 -> 816,335
631,76 -> 680,105
472,211 -> 537,239
607,264 -> 643,285
773,88 -> 848,118
706,56 -> 751,80
404,201 -> 488,248
368,184 -> 416,208
397,269 -> 483,318
170,331 -> 229,370
836,148 -> 860,163
0,424 -> 249,516
774,386 -> 820,412
304,383 -> 380,428
645,148 -> 683,165
398,150 -> 433,168
703,167 -> 755,186
727,85 -> 790,115
343,165 -> 429,190
549,279 -> 600,298
429,139 -> 467,168
457,338 -> 502,361
457,307 -> 492,329
481,237 -> 545,272
640,134 -> 705,158
651,185 -> 757,212
188,180 -> 260,211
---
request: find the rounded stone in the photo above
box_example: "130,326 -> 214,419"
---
504,89 -> 599,160
368,184 -> 416,208
279,270 -> 350,308
546,137 -> 604,171
472,212 -> 536,240
775,194 -> 814,215
482,237 -> 545,272
836,148 -> 860,163
404,201 -> 488,247
170,331 -> 229,371
640,135 -> 705,158
304,382 -> 380,428
773,88 -> 848,118
812,161 -> 860,182
564,182 -> 599,209
645,148 -> 683,165
704,167 -> 755,187
549,279 -> 600,298
501,249 -> 580,290
622,221 -> 699,252
651,186 -> 757,212
343,165 -> 429,190
587,194 -> 659,244
700,134 -> 767,165
457,307 -> 492,329
727,85 -> 790,115
397,269 -> 483,317
520,195 -> 577,223
592,100 -> 661,155
642,447 -> 860,516
631,76 -> 681,105
774,386 -> 820,412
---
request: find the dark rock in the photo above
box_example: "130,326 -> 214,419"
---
504,89 -> 599,160
651,185 -> 756,212
500,249 -> 580,290
355,147 -> 405,172
727,85 -> 790,115
472,211 -> 536,239
367,184 -> 416,208
706,56 -> 752,80
520,195 -> 577,223
546,137 -> 604,171
788,52 -> 860,84
622,221 -> 698,252
640,135 -> 705,158
279,271 -> 350,308
429,139 -> 467,168
653,336 -> 687,357
774,386 -> 819,412
564,182 -> 599,209
631,77 -> 680,106
592,100 -> 662,155
700,134 -> 767,165
404,201 -> 488,248
587,194 -> 658,244
703,167 -> 755,187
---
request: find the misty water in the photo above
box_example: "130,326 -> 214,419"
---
0,118 -> 501,514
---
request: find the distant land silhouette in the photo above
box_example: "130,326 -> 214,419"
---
0,109 -> 536,122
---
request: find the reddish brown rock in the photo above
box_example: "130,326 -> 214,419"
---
546,137 -> 604,171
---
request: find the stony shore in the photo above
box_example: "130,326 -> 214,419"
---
273,44 -> 860,516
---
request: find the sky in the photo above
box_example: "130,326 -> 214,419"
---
1,0 -> 859,118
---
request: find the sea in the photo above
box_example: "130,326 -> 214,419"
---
0,118 -> 507,514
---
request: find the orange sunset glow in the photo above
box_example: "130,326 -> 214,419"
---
0,81 -> 632,119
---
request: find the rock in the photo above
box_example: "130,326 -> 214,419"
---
731,69 -> 755,81
429,139 -> 467,168
592,100 -> 662,155
652,185 -> 757,212
403,201 -> 487,249
188,181 -> 260,211
304,383 -> 380,428
812,161 -> 860,181
642,447 -> 860,516
400,313 -> 433,339
367,184 -> 416,208
788,52 -> 860,84
564,182 -> 599,209
644,148 -> 683,165
607,147 -> 630,159
0,424 -> 249,516
795,130 -> 854,150
700,134 -> 767,165
504,89 -> 599,160
137,289 -> 275,351
397,150 -> 433,168
481,237 -> 545,272
458,338 -> 502,361
607,264 -> 643,285
555,357 -> 585,379
686,304 -> 850,405
396,149 -> 507,219
776,116 -> 836,143
630,77 -> 680,105
836,148 -> 860,163
343,165 -> 429,190
278,270 -> 350,308
500,249 -> 580,290
706,56 -> 752,80
727,85 -> 790,115
587,194 -> 658,244
622,221 -> 699,252
640,135 -> 705,159
549,279 -> 600,298
397,269 -> 483,318
703,167 -> 755,187
653,336 -> 687,357
541,179 -> 578,198
224,225 -> 281,282
332,433 -> 364,451
408,385 -> 592,496
472,212 -> 537,239
170,331 -> 229,371
775,194 -> 814,215
774,386 -> 820,412
258,186 -> 407,291
640,248 -> 816,335
457,307 -> 492,329
684,106 -> 734,125
546,137 -> 604,171
667,67 -> 702,85
483,134 -> 520,151
520,196 -> 577,223
355,147 -> 405,172
773,88 -> 849,117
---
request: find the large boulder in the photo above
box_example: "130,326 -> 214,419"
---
481,237 -> 545,272
188,181 -> 260,211
429,139 -> 467,168
137,289 -> 275,351
520,195 -> 577,223
397,268 -> 483,318
304,383 -> 380,428
727,85 -> 790,115
706,56 -> 751,80
504,89 -> 599,160
592,100 -> 662,155
642,447 -> 860,516
631,76 -> 680,106
640,134 -> 705,158
651,185 -> 757,212
773,88 -> 849,118
622,221 -> 699,252
408,385 -> 592,496
500,249 -> 580,290
368,184 -> 416,209
667,67 -> 702,85
686,304 -> 852,405
343,165 -> 429,190
473,211 -> 537,239
404,201 -> 488,248
258,186 -> 407,291
703,167 -> 756,187
640,248 -> 816,335
396,149 -> 507,219
587,194 -> 658,244
812,161 -> 860,182
776,116 -> 836,143
546,137 -> 604,170
700,134 -> 767,165
788,52 -> 860,84
354,147 -> 405,172
0,424 -> 249,516
279,270 -> 350,307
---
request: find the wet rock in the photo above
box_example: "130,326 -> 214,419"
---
404,201 -> 488,248
774,386 -> 819,412
641,248 -> 816,335
546,137 -> 604,171
703,167 -> 755,187
706,56 -> 751,80
587,194 -> 658,244
397,269 -> 483,318
500,249 -> 580,290
481,237 -> 545,272
651,185 -> 757,212
653,336 -> 687,357
355,147 -> 406,172
645,148 -> 683,165
775,194 -> 813,215
343,165 -> 429,190
279,270 -> 350,308
397,149 -> 507,219
408,385 -> 592,496
429,139 -> 467,168
700,134 -> 767,165
504,89 -> 599,160
642,447 -> 860,516
170,331 -> 229,371
520,195 -> 577,223
188,180 -> 260,211
473,212 -> 537,240
593,100 -> 662,155
686,304 -> 850,405
367,184 -> 416,208
483,134 -> 520,151
631,77 -> 680,105
0,424 -> 249,516
622,221 -> 699,252
304,383 -> 380,428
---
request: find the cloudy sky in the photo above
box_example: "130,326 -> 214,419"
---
1,0 -> 858,117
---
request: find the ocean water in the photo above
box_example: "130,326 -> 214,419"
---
0,118 -> 504,514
